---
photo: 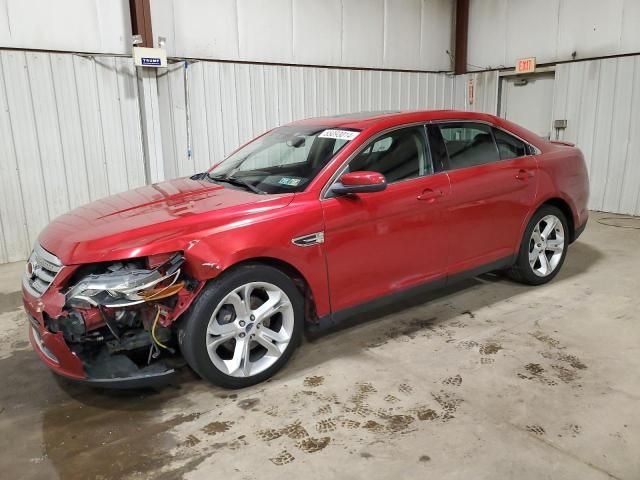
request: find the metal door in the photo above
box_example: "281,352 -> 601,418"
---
499,72 -> 555,138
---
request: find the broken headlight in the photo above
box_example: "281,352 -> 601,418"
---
65,253 -> 184,308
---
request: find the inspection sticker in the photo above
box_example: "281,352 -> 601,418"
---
278,177 -> 302,186
318,129 -> 360,141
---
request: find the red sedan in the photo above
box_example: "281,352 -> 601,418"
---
22,110 -> 589,388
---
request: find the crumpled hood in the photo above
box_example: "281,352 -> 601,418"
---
38,177 -> 293,265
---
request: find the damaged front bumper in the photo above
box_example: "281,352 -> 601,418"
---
22,248 -> 202,389
25,295 -> 179,388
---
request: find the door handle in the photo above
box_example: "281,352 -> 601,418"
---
417,188 -> 444,202
515,169 -> 533,181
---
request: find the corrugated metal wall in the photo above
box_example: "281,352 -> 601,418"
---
0,51 -> 145,263
467,0 -> 640,71
453,70 -> 499,114
150,0 -> 454,71
552,55 -> 640,215
157,60 -> 473,178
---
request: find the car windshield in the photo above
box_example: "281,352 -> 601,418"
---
207,125 -> 358,194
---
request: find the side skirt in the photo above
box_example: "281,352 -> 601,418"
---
307,255 -> 515,336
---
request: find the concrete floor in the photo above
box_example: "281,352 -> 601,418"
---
0,211 -> 638,480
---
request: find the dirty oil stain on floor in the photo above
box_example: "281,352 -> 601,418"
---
202,420 -> 234,435
479,342 -> 502,355
0,348 -> 211,480
296,436 -> 330,453
270,450 -> 295,466
303,375 -> 325,387
237,398 -> 260,410
0,291 -> 22,314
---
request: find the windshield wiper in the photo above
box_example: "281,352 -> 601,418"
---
208,174 -> 265,195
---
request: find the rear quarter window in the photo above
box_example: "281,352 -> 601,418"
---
493,128 -> 528,160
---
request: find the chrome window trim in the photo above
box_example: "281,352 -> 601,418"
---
320,121 -> 434,201
320,118 -> 541,200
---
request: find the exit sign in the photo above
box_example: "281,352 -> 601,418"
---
516,57 -> 536,74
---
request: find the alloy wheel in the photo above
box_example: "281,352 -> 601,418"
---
528,214 -> 565,277
206,282 -> 294,377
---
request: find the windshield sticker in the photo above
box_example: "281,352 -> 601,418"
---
278,177 -> 302,186
318,129 -> 360,141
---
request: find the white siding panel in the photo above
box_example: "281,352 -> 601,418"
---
292,0 -> 342,66
469,0 -> 640,70
0,0 -> 131,54
552,55 -> 640,215
384,0 -> 422,70
342,0 -> 385,68
152,0 -> 453,71
504,0 -> 560,67
95,57 -> 130,194
585,58 -> 616,212
0,56 -> 29,262
467,0 -> 507,70
25,52 -> 71,220
465,71 -> 499,115
158,60 -> 460,181
0,51 -> 145,262
556,0 -> 625,61
237,0 -> 293,63
188,62 -> 211,174
619,57 -> 640,215
602,59 -> 634,213
1,51 -> 50,245
220,63 -> 241,154
73,55 -> 110,201
115,58 -> 146,189
157,61 -> 191,179
173,0 -> 239,60
50,54 -> 91,208
420,0 -> 456,71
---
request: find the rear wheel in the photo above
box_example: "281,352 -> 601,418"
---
508,205 -> 569,285
179,264 -> 304,388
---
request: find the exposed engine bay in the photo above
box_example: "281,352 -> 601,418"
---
45,252 -> 203,384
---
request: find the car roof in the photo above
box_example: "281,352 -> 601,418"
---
287,110 -> 545,149
287,110 -> 500,129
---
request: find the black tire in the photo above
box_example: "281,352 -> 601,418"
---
178,264 -> 304,389
507,205 -> 569,285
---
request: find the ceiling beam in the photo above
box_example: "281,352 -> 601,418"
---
129,0 -> 154,48
454,0 -> 469,74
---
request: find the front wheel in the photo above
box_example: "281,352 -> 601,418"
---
508,205 -> 569,285
179,264 -> 304,388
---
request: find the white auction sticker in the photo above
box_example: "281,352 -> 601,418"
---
318,129 -> 360,141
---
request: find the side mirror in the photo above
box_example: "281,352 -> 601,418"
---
330,171 -> 387,196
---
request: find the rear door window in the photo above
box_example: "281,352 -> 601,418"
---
439,122 -> 500,170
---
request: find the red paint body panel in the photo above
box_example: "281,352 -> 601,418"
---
340,171 -> 386,186
444,155 -> 539,274
23,110 -> 589,381
322,172 -> 450,311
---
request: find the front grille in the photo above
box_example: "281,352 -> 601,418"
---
23,243 -> 64,297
